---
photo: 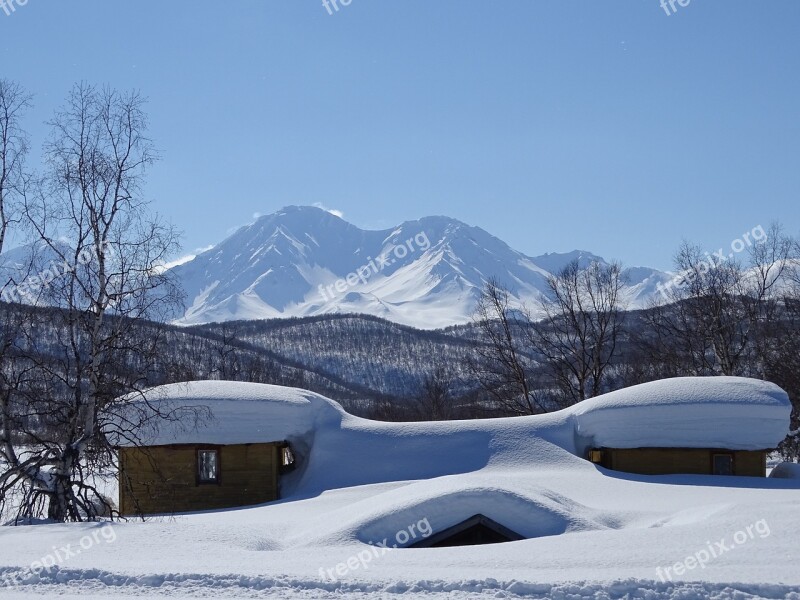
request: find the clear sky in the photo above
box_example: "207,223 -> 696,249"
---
1,0 -> 798,270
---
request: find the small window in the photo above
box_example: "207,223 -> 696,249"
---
281,445 -> 295,470
712,453 -> 733,476
197,449 -> 219,484
587,449 -> 604,464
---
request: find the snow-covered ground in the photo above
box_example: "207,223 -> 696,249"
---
1,378 -> 798,599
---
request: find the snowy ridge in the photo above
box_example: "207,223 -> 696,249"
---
572,377 -> 791,453
167,206 -> 672,328
119,377 -> 792,464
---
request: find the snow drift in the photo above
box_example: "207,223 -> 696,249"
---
116,376 -> 792,498
571,377 -> 791,454
1,376 -> 797,599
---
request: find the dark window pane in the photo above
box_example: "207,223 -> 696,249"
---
713,454 -> 733,476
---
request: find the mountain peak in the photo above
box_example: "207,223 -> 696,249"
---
166,207 -> 668,329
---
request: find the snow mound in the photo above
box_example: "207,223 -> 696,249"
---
572,377 -> 791,453
769,462 -> 800,479
114,381 -> 345,447
286,473 -> 613,549
114,377 -> 791,491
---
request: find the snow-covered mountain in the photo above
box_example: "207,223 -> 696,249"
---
169,206 -> 671,328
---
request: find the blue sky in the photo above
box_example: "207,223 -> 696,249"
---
1,0 -> 798,270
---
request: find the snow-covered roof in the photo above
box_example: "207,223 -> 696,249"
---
571,376 -> 791,452
114,381 -> 345,447
115,377 -> 791,461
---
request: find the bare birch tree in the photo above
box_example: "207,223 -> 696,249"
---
644,226 -> 793,377
466,279 -> 547,415
0,83 -> 187,522
529,259 -> 627,404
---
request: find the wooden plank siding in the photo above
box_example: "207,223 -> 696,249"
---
119,443 -> 281,515
596,448 -> 767,477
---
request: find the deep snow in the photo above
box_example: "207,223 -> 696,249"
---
1,377 -> 798,599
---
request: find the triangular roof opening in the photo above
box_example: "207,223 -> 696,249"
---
410,514 -> 525,548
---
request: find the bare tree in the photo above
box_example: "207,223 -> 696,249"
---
208,323 -> 241,380
0,83 -> 186,522
466,279 -> 546,415
765,234 -> 800,460
529,260 -> 627,404
0,79 -> 33,291
466,264 -> 626,415
0,81 -> 37,521
413,366 -> 456,421
645,226 -> 793,377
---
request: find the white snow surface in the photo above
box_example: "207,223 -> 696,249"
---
114,381 -> 336,448
118,377 -> 792,459
1,377 -> 798,599
572,376 -> 791,453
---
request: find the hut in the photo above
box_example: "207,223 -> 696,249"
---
573,377 -> 791,478
116,381 -> 307,516
118,441 -> 294,515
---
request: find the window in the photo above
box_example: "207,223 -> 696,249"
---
281,445 -> 295,468
197,449 -> 219,484
587,449 -> 604,464
712,453 -> 734,476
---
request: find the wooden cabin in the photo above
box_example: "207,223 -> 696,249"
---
586,447 -> 768,477
114,381 -> 304,516
573,377 -> 791,479
118,442 -> 294,516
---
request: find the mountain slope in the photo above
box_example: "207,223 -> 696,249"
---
169,206 -> 671,328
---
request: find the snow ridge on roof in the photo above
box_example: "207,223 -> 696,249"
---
115,377 -> 791,480
571,377 -> 791,452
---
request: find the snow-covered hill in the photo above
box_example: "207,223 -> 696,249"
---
169,206 -> 671,328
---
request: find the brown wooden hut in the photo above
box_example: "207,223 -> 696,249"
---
115,381 -> 303,516
586,447 -> 768,477
574,377 -> 791,479
118,442 -> 295,515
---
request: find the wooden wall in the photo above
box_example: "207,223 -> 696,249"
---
597,448 -> 766,477
119,443 -> 280,515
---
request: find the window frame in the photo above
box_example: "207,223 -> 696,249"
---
711,452 -> 734,476
196,447 -> 221,485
